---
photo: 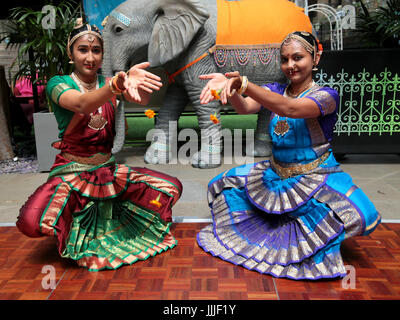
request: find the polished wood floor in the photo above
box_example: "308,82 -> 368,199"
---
0,223 -> 399,300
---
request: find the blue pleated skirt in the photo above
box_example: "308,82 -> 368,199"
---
197,153 -> 381,280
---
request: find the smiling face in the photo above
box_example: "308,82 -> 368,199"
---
280,39 -> 319,86
70,34 -> 103,82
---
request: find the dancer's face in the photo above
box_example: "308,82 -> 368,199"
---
71,34 -> 103,81
280,40 -> 316,85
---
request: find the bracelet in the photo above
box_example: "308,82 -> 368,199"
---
109,75 -> 124,95
109,78 -> 120,95
112,75 -> 125,93
237,76 -> 248,95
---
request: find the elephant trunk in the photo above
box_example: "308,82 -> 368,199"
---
102,34 -> 114,77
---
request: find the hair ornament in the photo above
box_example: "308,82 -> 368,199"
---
101,16 -> 109,27
281,31 -> 322,67
67,22 -> 103,59
74,17 -> 84,29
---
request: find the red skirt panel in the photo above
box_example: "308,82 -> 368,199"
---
17,163 -> 182,255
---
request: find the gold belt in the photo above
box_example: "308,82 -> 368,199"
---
61,152 -> 111,165
270,151 -> 330,179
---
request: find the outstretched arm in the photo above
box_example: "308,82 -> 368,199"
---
226,76 -> 321,118
58,62 -> 162,113
58,75 -> 122,115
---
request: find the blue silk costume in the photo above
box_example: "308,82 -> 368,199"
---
197,83 -> 381,280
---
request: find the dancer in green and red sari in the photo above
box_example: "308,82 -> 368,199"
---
16,20 -> 182,271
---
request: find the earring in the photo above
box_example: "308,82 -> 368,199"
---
312,65 -> 318,71
69,60 -> 74,64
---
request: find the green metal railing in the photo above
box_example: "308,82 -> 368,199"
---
316,68 -> 400,136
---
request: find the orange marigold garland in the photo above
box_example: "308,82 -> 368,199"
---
144,109 -> 156,119
210,113 -> 220,124
211,89 -> 222,100
149,194 -> 162,208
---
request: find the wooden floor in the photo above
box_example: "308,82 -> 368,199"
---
0,223 -> 400,300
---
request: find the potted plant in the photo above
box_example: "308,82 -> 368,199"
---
356,0 -> 400,48
1,0 -> 81,171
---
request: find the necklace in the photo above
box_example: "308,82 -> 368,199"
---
286,80 -> 314,98
273,81 -> 315,137
70,72 -> 108,131
71,72 -> 97,91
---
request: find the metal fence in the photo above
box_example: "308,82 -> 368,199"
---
316,68 -> 400,136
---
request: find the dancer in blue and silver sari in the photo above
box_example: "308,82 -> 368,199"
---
196,31 -> 380,280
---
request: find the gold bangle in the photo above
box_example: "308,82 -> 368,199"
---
237,76 -> 248,95
109,75 -> 124,95
112,75 -> 124,93
109,78 -> 120,95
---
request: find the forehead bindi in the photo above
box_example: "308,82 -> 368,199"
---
281,40 -> 311,58
74,34 -> 102,48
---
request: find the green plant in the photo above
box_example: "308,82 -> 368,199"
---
1,0 -> 81,110
356,0 -> 400,48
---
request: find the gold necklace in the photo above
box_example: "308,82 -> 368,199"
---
273,81 -> 315,137
71,72 -> 97,90
287,80 -> 314,98
70,73 -> 108,131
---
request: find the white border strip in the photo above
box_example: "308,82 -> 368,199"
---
0,222 -> 16,227
173,218 -> 400,223
382,219 -> 400,224
172,217 -> 212,223
1,218 -> 399,227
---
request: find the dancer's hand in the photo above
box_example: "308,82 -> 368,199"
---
223,71 -> 242,101
116,62 -> 163,103
199,73 -> 228,104
127,62 -> 163,93
199,71 -> 241,104
114,71 -> 140,102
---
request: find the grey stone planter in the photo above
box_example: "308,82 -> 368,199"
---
33,111 -> 59,172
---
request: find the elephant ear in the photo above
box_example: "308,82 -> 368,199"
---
149,0 -> 209,66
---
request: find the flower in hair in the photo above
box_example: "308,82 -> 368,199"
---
74,17 -> 84,29
317,40 -> 323,53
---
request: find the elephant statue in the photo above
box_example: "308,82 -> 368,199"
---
101,0 -> 313,168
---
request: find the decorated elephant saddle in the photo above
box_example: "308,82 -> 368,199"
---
214,0 -> 312,67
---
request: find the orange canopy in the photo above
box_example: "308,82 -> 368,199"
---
216,0 -> 313,47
